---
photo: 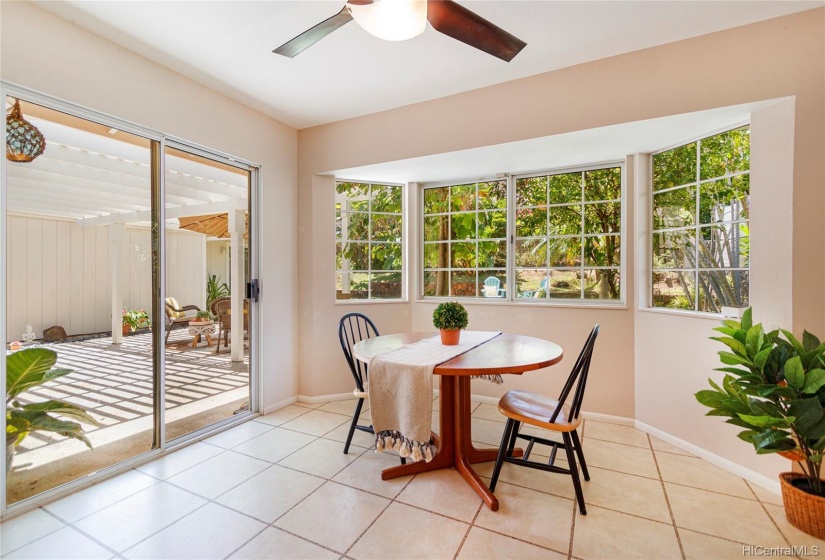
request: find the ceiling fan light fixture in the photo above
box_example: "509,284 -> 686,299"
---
347,0 -> 427,42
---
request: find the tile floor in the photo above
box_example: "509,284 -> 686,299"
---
2,398 -> 823,560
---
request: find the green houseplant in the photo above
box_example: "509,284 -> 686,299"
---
206,274 -> 230,308
696,308 -> 825,538
6,348 -> 99,473
433,301 -> 469,345
193,310 -> 215,323
122,308 -> 150,334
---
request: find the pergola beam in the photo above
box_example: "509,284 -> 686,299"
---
76,199 -> 248,226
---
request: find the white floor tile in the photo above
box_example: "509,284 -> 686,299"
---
279,410 -> 352,436
75,482 -> 207,552
44,470 -> 158,522
254,405 -> 312,426
123,503 -> 265,560
0,509 -> 65,556
3,527 -> 111,560
167,450 -> 270,499
228,527 -> 338,559
203,422 -> 274,449
231,427 -> 316,463
136,442 -> 224,480
215,465 -> 324,523
277,437 -> 365,478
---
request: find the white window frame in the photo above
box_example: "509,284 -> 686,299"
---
648,125 -> 750,315
335,179 -> 406,303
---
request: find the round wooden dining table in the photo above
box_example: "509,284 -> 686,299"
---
353,332 -> 563,511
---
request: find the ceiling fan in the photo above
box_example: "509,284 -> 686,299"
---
273,0 -> 527,62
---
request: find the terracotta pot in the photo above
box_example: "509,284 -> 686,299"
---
440,328 -> 461,345
122,324 -> 131,336
779,472 -> 825,539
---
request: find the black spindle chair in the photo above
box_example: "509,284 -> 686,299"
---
337,312 -> 404,464
490,325 -> 599,515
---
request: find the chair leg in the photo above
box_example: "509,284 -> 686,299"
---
490,418 -> 516,492
571,429 -> 589,481
165,323 -> 172,344
562,432 -> 587,515
344,398 -> 366,455
506,420 -> 520,457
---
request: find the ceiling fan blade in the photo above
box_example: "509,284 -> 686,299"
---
273,6 -> 354,58
427,0 -> 526,62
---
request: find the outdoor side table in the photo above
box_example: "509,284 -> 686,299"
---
188,322 -> 216,348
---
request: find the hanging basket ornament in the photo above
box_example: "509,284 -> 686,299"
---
6,99 -> 46,163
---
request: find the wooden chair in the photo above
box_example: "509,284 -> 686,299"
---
164,297 -> 201,343
337,312 -> 404,464
490,325 -> 599,514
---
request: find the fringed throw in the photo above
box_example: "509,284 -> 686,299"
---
367,331 -> 501,463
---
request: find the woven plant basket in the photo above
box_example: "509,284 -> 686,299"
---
779,472 -> 825,540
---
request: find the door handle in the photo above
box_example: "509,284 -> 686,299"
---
246,279 -> 259,302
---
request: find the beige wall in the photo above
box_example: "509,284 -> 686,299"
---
0,1 -> 299,407
298,9 -> 825,479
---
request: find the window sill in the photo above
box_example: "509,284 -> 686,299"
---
637,307 -> 723,320
416,298 -> 627,311
334,299 -> 409,305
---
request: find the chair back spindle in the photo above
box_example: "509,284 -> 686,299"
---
338,313 -> 380,393
548,325 -> 599,424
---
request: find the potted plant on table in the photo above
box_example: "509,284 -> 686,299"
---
6,348 -> 99,473
122,308 -> 150,335
190,310 -> 215,325
696,308 -> 825,538
433,301 -> 469,345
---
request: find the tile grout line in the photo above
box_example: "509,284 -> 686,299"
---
647,433 -> 686,560
453,502 -> 484,560
744,479 -> 798,555
567,498 -> 577,560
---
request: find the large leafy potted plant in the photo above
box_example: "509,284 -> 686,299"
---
6,348 -> 99,473
696,308 -> 825,538
432,302 -> 469,345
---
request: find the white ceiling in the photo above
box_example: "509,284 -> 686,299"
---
34,0 -> 821,129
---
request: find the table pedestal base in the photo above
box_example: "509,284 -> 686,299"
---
381,376 -> 521,511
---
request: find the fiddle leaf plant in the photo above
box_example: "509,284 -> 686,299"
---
6,348 -> 99,450
695,308 -> 825,496
432,302 -> 469,331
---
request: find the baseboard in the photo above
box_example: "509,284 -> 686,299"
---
262,395 -> 297,415
582,411 -> 635,426
296,392 -> 353,404
635,420 -> 781,495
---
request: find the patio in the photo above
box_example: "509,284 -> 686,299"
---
7,328 -> 249,503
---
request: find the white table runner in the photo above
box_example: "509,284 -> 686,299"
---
368,331 -> 501,462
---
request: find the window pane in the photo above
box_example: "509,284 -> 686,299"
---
335,208 -> 342,239
698,270 -> 749,312
478,181 -> 507,209
424,215 -> 448,242
516,270 -> 548,298
337,181 -> 369,198
371,272 -> 402,299
653,229 -> 696,269
548,205 -> 581,235
549,237 -> 582,267
478,210 -> 506,239
371,243 -> 401,270
584,202 -> 620,234
371,214 -> 401,241
451,242 -> 476,268
584,167 -> 621,201
337,242 -> 369,270
654,186 -> 695,230
516,207 -> 547,237
583,269 -> 621,300
336,272 -> 369,300
450,212 -> 476,240
451,270 -> 476,297
700,175 -> 749,223
653,142 -> 696,191
424,187 -> 449,214
548,172 -> 582,203
584,235 -> 620,267
698,224 -> 749,268
700,127 -> 750,180
652,271 -> 696,309
547,269 -> 581,299
423,271 -> 449,297
478,240 -> 507,268
371,185 -> 402,213
450,184 -> 475,212
341,212 -> 369,241
516,239 -> 547,268
479,271 -> 507,298
516,176 -> 547,207
424,242 -> 447,269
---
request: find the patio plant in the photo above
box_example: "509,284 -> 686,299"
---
6,348 -> 99,472
695,308 -> 825,537
432,301 -> 468,345
206,274 -> 230,308
193,310 -> 215,323
122,308 -> 150,333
